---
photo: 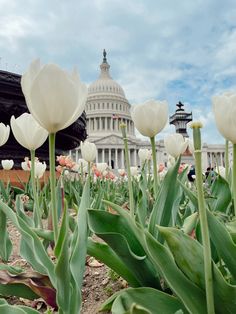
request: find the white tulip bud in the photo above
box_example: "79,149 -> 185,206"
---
11,113 -> 48,150
34,161 -> 47,179
118,169 -> 126,176
164,134 -> 188,158
1,159 -> 14,170
130,166 -> 138,177
212,92 -> 236,143
96,163 -> 108,173
138,149 -> 152,163
215,166 -> 226,178
0,123 -> 10,147
80,141 -> 97,162
21,60 -> 88,133
130,99 -> 168,138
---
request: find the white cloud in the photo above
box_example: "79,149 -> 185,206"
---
0,0 -> 236,144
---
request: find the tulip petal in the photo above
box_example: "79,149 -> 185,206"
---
29,64 -> 86,133
131,100 -> 168,138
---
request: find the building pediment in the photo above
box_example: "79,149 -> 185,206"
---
93,134 -> 136,146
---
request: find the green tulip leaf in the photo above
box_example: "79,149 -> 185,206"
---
144,231 -> 207,314
0,200 -> 56,287
87,237 -> 140,287
0,210 -> 12,262
88,209 -> 160,289
209,175 -> 231,212
181,212 -> 198,235
159,226 -> 236,313
207,210 -> 236,279
149,157 -> 180,238
0,299 -> 39,314
226,219 -> 236,244
178,179 -> 198,208
70,177 -> 90,313
55,201 -> 71,313
111,287 -> 187,314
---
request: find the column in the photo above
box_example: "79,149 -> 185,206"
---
94,118 -> 96,131
134,149 -> 137,166
100,117 -> 102,131
105,117 -> 107,131
210,153 -> 213,167
121,149 -> 124,168
128,149 -> 131,166
109,149 -> 111,167
102,149 -> 105,163
115,149 -> 118,169
220,152 -> 223,166
75,149 -> 79,163
87,119 -> 89,133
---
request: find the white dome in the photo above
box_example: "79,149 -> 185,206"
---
88,53 -> 125,98
88,78 -> 125,97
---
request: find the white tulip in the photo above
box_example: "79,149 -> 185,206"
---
215,166 -> 226,179
64,169 -> 70,178
10,113 -> 48,150
80,141 -> 97,162
188,139 -> 195,154
21,158 -> 31,171
35,161 -> 47,179
118,169 -> 126,176
164,134 -> 188,158
130,166 -> 138,177
21,59 -> 88,133
71,163 -> 80,172
138,149 -> 152,163
1,159 -> 14,170
159,169 -> 167,180
167,155 -> 175,168
77,158 -> 88,173
96,163 -> 108,173
0,123 -> 10,146
212,92 -> 236,143
130,99 -> 168,138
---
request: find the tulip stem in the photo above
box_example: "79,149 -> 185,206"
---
30,150 -> 42,228
233,144 -> 236,216
192,127 -> 215,314
49,133 -> 58,242
225,140 -> 229,182
120,124 -> 135,217
150,136 -> 159,198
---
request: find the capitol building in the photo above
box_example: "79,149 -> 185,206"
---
71,51 -> 227,171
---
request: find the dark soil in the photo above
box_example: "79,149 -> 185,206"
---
1,219 -> 124,313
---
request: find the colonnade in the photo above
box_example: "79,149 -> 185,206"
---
74,147 -> 141,169
207,152 -> 225,168
87,117 -> 134,135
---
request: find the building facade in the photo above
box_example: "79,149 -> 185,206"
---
71,51 -> 227,171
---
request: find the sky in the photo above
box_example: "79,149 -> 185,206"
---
0,0 -> 236,144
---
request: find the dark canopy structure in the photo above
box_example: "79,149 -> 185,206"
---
0,70 -> 87,167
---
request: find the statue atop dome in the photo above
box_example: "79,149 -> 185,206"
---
103,49 -> 107,63
99,49 -> 111,79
